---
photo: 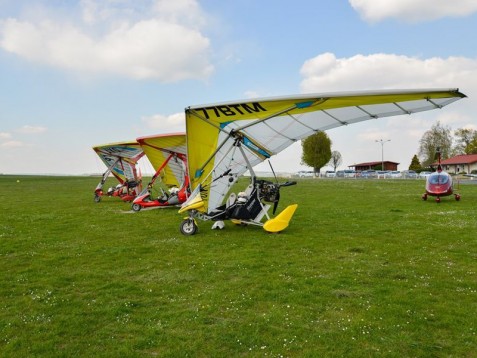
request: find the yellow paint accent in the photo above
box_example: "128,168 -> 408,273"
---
178,192 -> 205,213
263,204 -> 298,233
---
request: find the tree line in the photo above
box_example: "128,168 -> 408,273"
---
301,122 -> 477,174
417,122 -> 477,168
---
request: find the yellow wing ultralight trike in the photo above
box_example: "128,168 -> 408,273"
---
132,133 -> 190,211
178,88 -> 467,235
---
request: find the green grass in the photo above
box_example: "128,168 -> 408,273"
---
1,175 -> 476,357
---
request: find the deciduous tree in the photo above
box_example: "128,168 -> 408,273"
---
418,121 -> 453,167
301,132 -> 332,175
328,151 -> 342,171
454,128 -> 477,154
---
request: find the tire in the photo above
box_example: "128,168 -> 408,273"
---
132,203 -> 142,212
180,219 -> 198,235
94,194 -> 101,203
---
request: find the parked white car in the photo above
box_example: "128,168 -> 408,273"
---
387,170 -> 402,178
297,170 -> 314,178
419,171 -> 432,178
402,170 -> 418,178
325,171 -> 336,177
361,170 -> 377,178
344,169 -> 357,178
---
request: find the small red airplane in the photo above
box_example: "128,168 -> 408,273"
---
422,149 -> 460,202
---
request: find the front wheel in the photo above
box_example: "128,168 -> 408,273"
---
132,203 -> 142,212
94,194 -> 101,203
180,219 -> 198,235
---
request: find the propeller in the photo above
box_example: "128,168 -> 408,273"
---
265,161 -> 298,214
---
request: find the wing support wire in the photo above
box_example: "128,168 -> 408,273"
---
426,98 -> 444,109
149,152 -> 174,186
207,140 -> 259,213
391,97 -> 444,115
96,157 -> 120,190
188,108 -> 236,179
356,106 -> 378,119
322,109 -> 349,125
392,102 -> 412,115
193,137 -> 240,188
189,114 -> 273,179
143,142 -> 184,157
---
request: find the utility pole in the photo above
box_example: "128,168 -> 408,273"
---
375,139 -> 391,170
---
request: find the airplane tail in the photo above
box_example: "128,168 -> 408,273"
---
263,204 -> 298,233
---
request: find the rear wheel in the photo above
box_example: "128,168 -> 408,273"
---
180,219 -> 198,235
132,203 -> 142,212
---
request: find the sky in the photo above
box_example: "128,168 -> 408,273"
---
1,0 -> 477,175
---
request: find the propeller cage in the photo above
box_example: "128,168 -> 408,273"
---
257,180 -> 280,203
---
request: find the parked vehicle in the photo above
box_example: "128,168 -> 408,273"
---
344,169 -> 357,178
387,170 -> 402,178
403,170 -> 418,178
297,170 -> 314,178
361,170 -> 377,178
419,171 -> 432,179
325,170 -> 336,178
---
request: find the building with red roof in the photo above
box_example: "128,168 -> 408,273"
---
433,154 -> 477,174
349,161 -> 399,171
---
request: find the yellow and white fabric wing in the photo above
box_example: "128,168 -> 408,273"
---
184,88 -> 466,213
137,133 -> 187,187
93,141 -> 145,184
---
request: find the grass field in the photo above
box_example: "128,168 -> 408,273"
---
1,175 -> 476,357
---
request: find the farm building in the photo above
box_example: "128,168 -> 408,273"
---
433,154 -> 477,174
349,161 -> 399,171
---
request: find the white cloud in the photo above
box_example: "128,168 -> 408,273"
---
16,125 -> 47,134
141,112 -> 185,133
0,132 -> 12,139
300,52 -> 477,93
152,0 -> 206,28
349,0 -> 477,23
0,0 -> 213,81
1,140 -> 24,148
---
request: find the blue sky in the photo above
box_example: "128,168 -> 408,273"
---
1,0 -> 476,174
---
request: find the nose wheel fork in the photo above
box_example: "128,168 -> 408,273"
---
180,218 -> 198,235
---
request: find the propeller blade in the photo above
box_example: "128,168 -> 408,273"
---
279,181 -> 297,188
272,190 -> 280,215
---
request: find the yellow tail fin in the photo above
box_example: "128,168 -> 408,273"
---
263,204 -> 298,233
